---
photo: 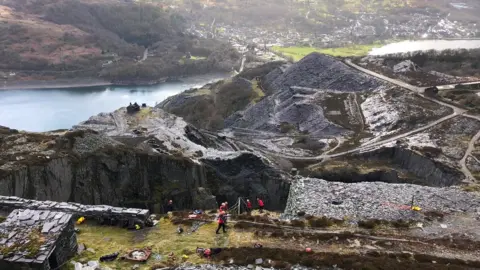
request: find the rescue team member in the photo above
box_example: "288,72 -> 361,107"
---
257,197 -> 264,213
246,199 -> 252,213
166,200 -> 174,212
216,211 -> 227,234
219,202 -> 229,212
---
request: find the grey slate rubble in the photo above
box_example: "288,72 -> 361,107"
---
284,177 -> 480,221
165,265 -> 321,270
0,196 -> 150,223
0,209 -> 77,270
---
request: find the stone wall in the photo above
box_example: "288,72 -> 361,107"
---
0,210 -> 76,270
0,196 -> 150,222
52,219 -> 77,269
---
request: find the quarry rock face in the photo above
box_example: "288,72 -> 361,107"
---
0,109 -> 290,211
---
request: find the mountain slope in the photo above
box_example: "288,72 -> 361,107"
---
0,0 -> 239,83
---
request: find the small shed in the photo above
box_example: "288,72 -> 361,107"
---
0,209 -> 77,270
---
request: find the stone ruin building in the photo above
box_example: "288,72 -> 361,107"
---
0,196 -> 150,270
0,209 -> 77,270
0,196 -> 151,269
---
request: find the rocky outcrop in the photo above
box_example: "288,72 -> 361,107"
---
201,153 -> 290,210
393,60 -> 419,73
360,146 -> 463,187
158,78 -> 258,130
311,145 -> 464,187
158,62 -> 287,131
0,108 -> 290,211
0,196 -> 150,222
0,147 -> 209,211
283,177 -> 480,221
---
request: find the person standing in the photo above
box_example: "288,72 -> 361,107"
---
216,211 -> 227,234
246,199 -> 252,214
166,200 -> 174,213
257,198 -> 264,213
219,202 -> 226,212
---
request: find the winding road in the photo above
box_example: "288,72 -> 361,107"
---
239,59 -> 480,181
460,128 -> 480,182
344,60 -> 466,115
344,59 -> 480,182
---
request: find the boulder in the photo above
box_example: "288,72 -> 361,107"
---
393,60 -> 419,73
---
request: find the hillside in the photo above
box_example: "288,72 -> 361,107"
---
158,61 -> 286,130
158,52 -> 480,188
164,0 -> 480,50
0,0 -> 239,83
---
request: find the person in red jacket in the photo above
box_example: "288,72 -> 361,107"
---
246,199 -> 252,214
219,203 -> 226,212
257,197 -> 264,213
216,211 -> 227,234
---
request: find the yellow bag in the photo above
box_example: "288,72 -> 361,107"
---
77,217 -> 85,224
135,224 -> 141,230
411,206 -> 421,211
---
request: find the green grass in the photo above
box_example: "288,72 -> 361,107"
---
271,44 -> 383,61
250,80 -> 265,103
190,56 -> 207,60
69,217 -> 279,270
178,55 -> 207,65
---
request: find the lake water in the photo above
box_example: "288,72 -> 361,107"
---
0,73 -> 227,132
369,40 -> 480,55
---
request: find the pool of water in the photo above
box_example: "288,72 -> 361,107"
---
369,39 -> 480,55
0,73 -> 227,132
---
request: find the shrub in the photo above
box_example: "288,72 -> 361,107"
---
290,219 -> 305,228
358,219 -> 383,229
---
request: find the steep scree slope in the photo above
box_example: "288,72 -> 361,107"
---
225,53 -> 386,136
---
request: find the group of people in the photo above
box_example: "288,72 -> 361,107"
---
215,197 -> 265,234
164,197 -> 266,235
250,198 -> 265,213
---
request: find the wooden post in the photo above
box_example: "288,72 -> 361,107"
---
238,197 -> 241,216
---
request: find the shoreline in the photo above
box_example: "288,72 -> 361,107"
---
0,73 -> 229,91
1,79 -> 114,91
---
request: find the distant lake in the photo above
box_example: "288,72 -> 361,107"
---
0,73 -> 227,132
369,40 -> 480,55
